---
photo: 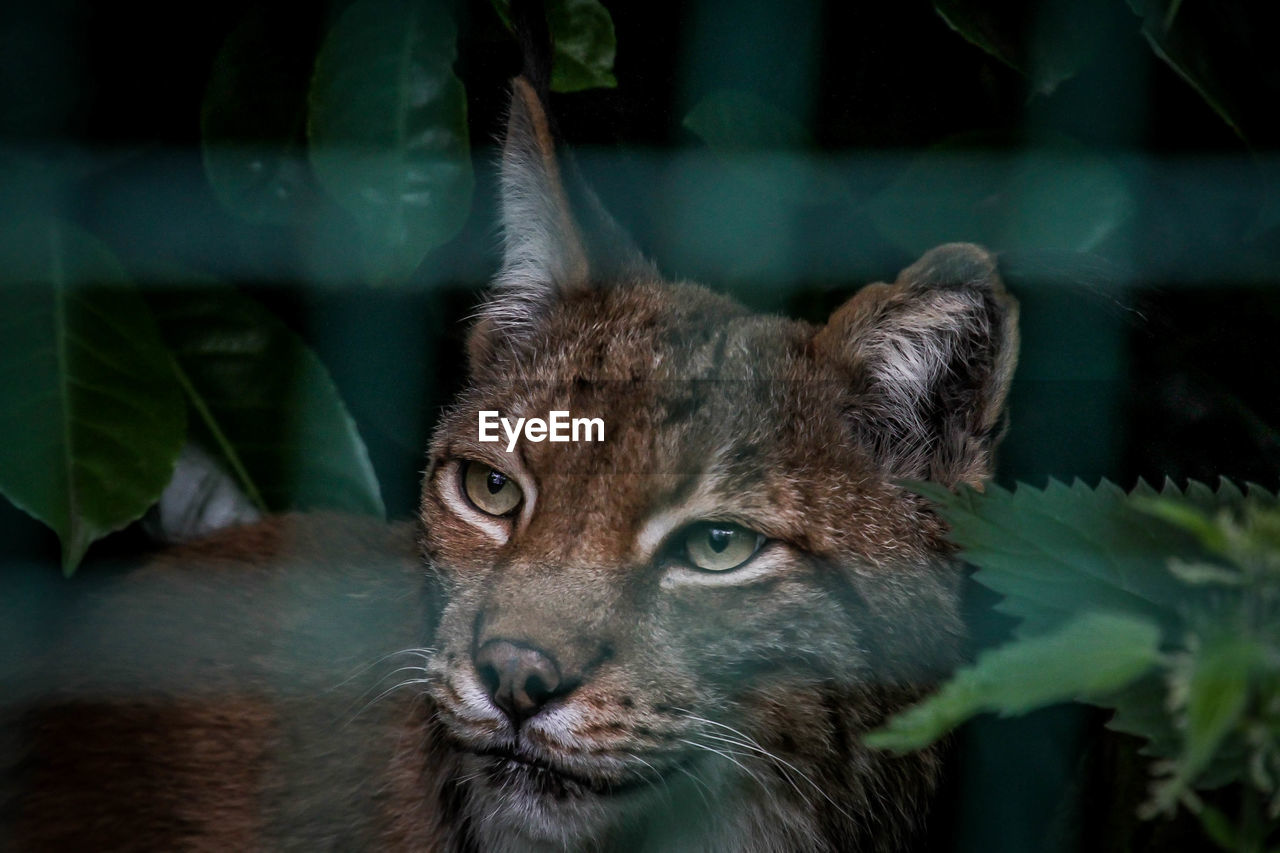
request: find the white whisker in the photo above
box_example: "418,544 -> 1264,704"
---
325,646 -> 436,692
675,709 -> 857,823
343,678 -> 433,727
678,738 -> 770,793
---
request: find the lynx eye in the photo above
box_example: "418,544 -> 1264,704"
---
682,522 -> 764,572
462,461 -> 523,517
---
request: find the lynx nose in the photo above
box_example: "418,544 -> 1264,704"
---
474,639 -> 564,725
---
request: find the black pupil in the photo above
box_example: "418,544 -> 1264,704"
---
486,470 -> 507,494
707,527 -> 733,553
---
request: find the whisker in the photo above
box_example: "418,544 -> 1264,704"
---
672,764 -> 714,816
694,731 -> 815,812
676,709 -> 857,823
343,678 -> 433,727
326,647 -> 436,693
341,662 -> 430,713
678,738 -> 770,792
624,751 -> 674,807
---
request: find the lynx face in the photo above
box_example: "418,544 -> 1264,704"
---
418,79 -> 1018,851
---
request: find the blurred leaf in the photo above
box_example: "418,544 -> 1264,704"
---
201,5 -> 323,225
146,284 -> 384,518
491,0 -> 618,92
865,611 -> 1161,753
934,0 -> 1023,74
546,0 -> 617,92
0,150 -> 135,224
1108,670 -> 1182,759
0,220 -> 186,574
1152,637 -> 1258,808
679,90 -> 836,241
683,90 -> 810,150
868,142 -> 1136,255
308,0 -> 473,284
1166,558 -> 1243,587
1188,799 -> 1241,851
1125,0 -> 1277,147
1135,496 -> 1232,554
934,0 -> 1098,96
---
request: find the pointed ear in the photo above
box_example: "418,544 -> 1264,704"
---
468,77 -> 591,370
813,243 -> 1020,487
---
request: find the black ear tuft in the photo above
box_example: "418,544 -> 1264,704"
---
814,243 -> 1020,487
509,0 -> 553,101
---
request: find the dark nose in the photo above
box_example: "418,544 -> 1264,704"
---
474,639 -> 564,725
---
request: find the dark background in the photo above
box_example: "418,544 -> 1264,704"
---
2,0 -> 1278,850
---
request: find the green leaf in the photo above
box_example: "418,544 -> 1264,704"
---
1107,670 -> 1182,759
0,220 -> 186,574
201,5 -> 323,225
683,90 -> 810,150
1182,640 -> 1256,787
912,479 -> 1194,637
1135,496 -> 1231,554
146,284 -> 384,518
680,90 -> 836,222
1166,558 -> 1243,587
867,140 -> 1136,256
933,0 -> 1099,96
1188,799 -> 1241,852
491,0 -> 618,93
1149,636 -> 1261,812
865,611 -> 1161,753
308,0 -> 473,284
1125,0 -> 1273,146
546,0 -> 617,92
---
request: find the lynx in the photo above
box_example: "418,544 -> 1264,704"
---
3,70 -> 1017,853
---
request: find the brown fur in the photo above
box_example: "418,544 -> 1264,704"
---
2,78 -> 1018,851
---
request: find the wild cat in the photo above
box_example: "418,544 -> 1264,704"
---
3,32 -> 1018,853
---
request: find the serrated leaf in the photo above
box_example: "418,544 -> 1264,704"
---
491,0 -> 618,93
308,0 -> 473,284
201,5 -> 323,226
912,480 -> 1192,636
865,611 -> 1161,753
146,284 -> 383,518
1107,671 -> 1181,757
0,220 -> 186,573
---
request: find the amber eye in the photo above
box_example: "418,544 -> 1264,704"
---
681,522 -> 764,572
462,461 -> 523,517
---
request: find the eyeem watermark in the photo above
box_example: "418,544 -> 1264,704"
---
478,411 -> 605,452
